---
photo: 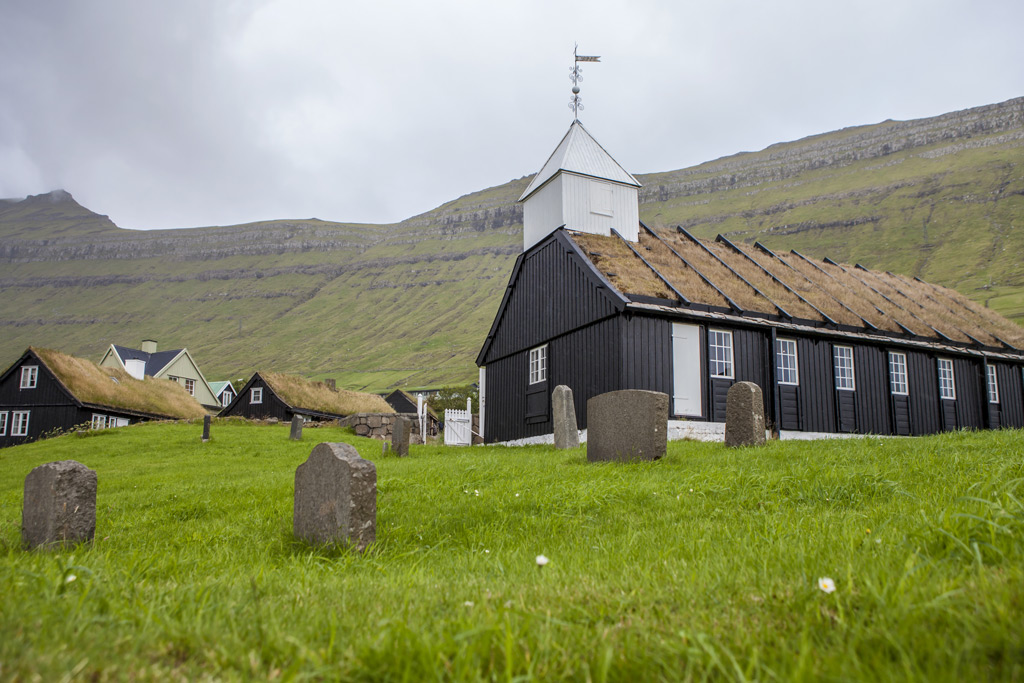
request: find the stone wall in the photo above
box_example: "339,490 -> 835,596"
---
338,413 -> 423,442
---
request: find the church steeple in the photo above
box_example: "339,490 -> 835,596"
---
519,120 -> 641,251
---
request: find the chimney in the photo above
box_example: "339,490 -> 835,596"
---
141,339 -> 157,354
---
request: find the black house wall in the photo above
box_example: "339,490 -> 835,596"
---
995,363 -> 1024,428
221,377 -> 291,421
485,317 -> 622,443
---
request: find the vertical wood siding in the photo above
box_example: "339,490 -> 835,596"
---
708,326 -> 770,423
620,315 -> 672,395
907,351 -> 941,435
853,346 -> 893,435
483,237 -> 620,364
953,357 -> 984,429
484,318 -> 622,442
995,364 -> 1024,428
797,338 -> 836,432
221,378 -> 291,421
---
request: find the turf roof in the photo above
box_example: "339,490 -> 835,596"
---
259,371 -> 395,416
30,347 -> 207,419
569,227 -> 1024,351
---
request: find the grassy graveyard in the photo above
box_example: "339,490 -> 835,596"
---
1,420 -> 1022,681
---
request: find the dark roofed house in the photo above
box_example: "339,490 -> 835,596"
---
384,389 -> 440,435
476,120 -> 1024,444
1,347 -> 207,448
99,339 -> 221,410
208,381 -> 237,409
220,371 -> 395,422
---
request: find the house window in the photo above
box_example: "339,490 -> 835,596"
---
11,411 -> 30,437
184,378 -> 195,396
937,359 -> 956,400
92,414 -> 108,430
0,412 -> 7,436
833,346 -> 855,391
221,390 -> 234,407
20,366 -> 38,389
708,330 -> 734,378
889,352 -> 908,395
251,387 -> 263,404
776,338 -> 798,385
529,345 -> 547,385
987,365 -> 999,404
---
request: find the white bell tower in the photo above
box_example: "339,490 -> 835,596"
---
519,48 -> 641,252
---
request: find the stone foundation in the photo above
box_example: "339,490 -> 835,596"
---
338,413 -> 423,442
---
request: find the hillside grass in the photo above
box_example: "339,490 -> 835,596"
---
1,423 -> 1022,680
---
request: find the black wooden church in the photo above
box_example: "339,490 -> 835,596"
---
476,121 -> 1024,443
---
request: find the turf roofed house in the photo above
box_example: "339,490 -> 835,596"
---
220,371 -> 394,422
475,120 -> 1024,444
98,339 -> 221,410
0,347 -> 207,448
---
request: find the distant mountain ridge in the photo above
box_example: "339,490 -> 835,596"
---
2,97 -> 1022,390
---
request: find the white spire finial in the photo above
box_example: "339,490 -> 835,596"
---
569,44 -> 600,120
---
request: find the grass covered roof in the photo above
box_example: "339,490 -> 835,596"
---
569,227 -> 1024,351
259,371 -> 394,417
32,347 -> 207,419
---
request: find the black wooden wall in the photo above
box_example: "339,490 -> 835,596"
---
219,375 -> 291,421
480,235 -> 622,366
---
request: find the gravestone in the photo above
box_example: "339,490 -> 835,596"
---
392,416 -> 410,457
587,390 -> 668,463
725,381 -> 766,447
552,385 -> 579,449
293,442 -> 376,550
22,460 -> 97,549
202,415 -> 211,442
289,415 -> 304,441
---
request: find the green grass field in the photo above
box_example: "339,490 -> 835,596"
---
1,422 -> 1023,680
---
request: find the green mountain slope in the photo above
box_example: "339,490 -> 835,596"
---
1,97 -> 1022,390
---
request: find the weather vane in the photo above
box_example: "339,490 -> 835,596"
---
569,44 -> 600,120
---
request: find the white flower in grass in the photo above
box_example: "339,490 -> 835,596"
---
65,574 -> 77,583
818,577 -> 836,594
463,601 -> 474,607
536,554 -> 549,567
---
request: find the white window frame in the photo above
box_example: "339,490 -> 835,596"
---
889,352 -> 908,396
251,387 -> 263,404
937,358 -> 956,400
0,412 -> 7,436
221,389 -> 234,407
529,345 -> 548,385
92,414 -> 108,430
708,329 -> 734,379
833,346 -> 855,391
987,365 -> 999,404
776,338 -> 799,386
20,365 -> 38,389
11,411 -> 30,437
184,378 -> 195,396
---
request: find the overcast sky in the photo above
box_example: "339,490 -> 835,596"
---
1,0 -> 1022,231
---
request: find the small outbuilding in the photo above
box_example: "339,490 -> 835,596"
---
220,371 -> 394,422
1,347 -> 207,448
383,389 -> 440,435
208,381 -> 237,409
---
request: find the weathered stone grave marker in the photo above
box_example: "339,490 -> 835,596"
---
392,416 -> 410,457
293,443 -> 376,550
552,385 -> 579,449
289,415 -> 304,441
725,381 -> 766,447
22,460 -> 97,549
587,390 -> 668,462
202,415 -> 211,442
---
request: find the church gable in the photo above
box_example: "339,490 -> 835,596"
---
477,231 -> 626,365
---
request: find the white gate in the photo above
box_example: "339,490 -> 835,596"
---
444,398 -> 473,446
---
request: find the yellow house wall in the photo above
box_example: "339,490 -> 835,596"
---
157,353 -> 219,408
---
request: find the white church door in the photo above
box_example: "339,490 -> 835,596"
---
672,323 -> 704,418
